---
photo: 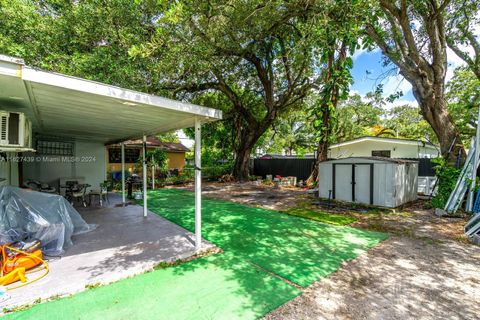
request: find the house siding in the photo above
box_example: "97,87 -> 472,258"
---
23,140 -> 106,191
328,139 -> 439,159
107,149 -> 186,173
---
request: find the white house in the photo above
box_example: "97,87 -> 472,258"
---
328,136 -> 439,159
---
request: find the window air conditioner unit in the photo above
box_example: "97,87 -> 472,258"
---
0,111 -> 33,151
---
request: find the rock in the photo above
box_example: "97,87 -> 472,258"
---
434,208 -> 448,217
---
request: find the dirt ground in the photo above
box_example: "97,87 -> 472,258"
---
182,182 -> 480,320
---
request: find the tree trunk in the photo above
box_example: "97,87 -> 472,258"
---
233,144 -> 253,182
410,77 -> 465,161
307,104 -> 331,185
232,121 -> 270,182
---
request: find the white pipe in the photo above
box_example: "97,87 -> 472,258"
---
194,118 -> 202,251
143,134 -> 147,217
152,165 -> 155,190
121,142 -> 125,204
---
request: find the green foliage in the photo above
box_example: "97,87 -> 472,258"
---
146,149 -> 168,173
333,93 -> 384,143
430,158 -> 461,209
383,105 -> 437,143
446,67 -> 480,146
157,131 -> 180,143
261,108 -> 316,155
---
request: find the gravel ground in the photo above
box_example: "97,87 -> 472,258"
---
178,182 -> 480,320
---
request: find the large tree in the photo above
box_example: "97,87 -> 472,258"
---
365,0 -> 465,159
446,0 -> 480,80
135,0 -> 362,181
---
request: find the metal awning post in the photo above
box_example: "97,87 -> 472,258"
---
152,165 -> 155,190
467,105 -> 480,212
143,134 -> 148,217
121,142 -> 125,205
194,118 -> 202,251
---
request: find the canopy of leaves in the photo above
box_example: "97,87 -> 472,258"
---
446,67 -> 480,145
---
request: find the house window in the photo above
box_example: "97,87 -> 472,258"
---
36,139 -> 75,156
371,150 -> 391,158
108,148 -> 140,163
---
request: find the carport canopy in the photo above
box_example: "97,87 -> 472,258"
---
0,55 -> 222,250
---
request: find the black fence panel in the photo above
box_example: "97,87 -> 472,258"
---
253,157 -> 437,180
417,158 -> 436,176
252,158 -> 315,181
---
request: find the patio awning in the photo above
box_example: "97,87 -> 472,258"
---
0,54 -> 215,251
0,55 -> 222,143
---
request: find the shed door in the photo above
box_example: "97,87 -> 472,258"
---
354,164 -> 373,205
333,164 -> 353,202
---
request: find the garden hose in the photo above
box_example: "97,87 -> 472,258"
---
0,244 -> 49,290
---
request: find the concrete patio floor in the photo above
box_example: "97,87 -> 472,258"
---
2,193 -> 213,310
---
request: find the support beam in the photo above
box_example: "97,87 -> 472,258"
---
121,142 -> 125,205
143,134 -> 148,217
152,165 -> 155,190
195,118 -> 202,251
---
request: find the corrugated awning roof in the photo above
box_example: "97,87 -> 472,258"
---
0,55 -> 222,144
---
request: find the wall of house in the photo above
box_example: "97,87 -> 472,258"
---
328,140 -> 439,159
167,152 -> 186,170
0,152 -> 19,186
23,140 -> 106,191
107,150 -> 186,174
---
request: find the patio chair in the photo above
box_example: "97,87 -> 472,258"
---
70,184 -> 89,207
23,180 -> 57,193
88,182 -> 109,206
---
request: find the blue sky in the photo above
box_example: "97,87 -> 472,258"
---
351,47 -> 466,108
178,47 -> 466,147
350,50 -> 416,102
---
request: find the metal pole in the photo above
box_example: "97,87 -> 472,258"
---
152,165 -> 155,190
121,142 -> 125,205
143,134 -> 147,217
194,118 -> 202,251
467,106 -> 480,212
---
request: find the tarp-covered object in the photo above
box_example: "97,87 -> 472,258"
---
0,186 -> 96,255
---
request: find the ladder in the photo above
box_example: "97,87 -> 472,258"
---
444,139 -> 478,214
465,213 -> 480,237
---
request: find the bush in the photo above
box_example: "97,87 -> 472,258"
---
430,158 -> 461,209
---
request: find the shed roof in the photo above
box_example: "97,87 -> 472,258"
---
323,156 -> 419,164
108,136 -> 190,152
329,136 -> 437,149
0,55 -> 222,144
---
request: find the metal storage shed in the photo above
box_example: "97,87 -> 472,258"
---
318,157 -> 418,208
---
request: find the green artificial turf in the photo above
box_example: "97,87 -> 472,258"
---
283,208 -> 357,226
6,188 -> 387,320
6,254 -> 300,320
146,189 -> 387,287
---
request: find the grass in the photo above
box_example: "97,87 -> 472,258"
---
283,208 -> 357,226
145,189 -> 387,287
5,189 -> 387,320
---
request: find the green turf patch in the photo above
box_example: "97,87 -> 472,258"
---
145,189 -> 387,287
5,254 -> 300,320
6,189 -> 386,319
283,208 -> 357,226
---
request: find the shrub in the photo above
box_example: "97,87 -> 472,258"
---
430,158 -> 461,209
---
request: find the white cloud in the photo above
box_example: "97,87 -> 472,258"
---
384,98 -> 418,111
351,39 -> 380,61
445,47 -> 468,82
382,73 -> 413,97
